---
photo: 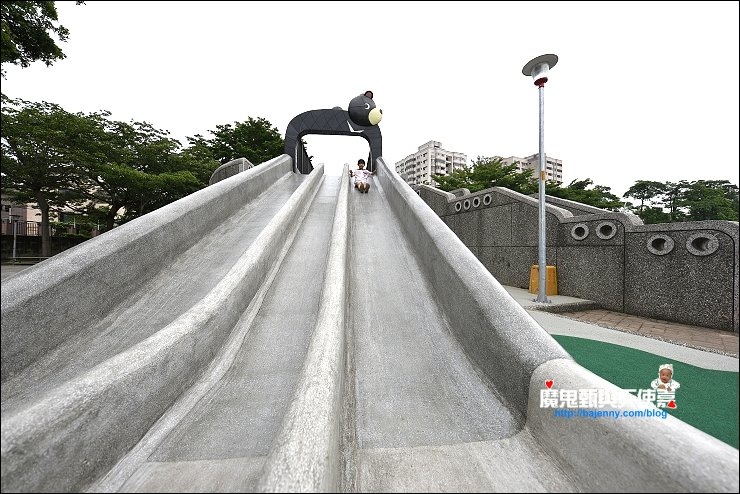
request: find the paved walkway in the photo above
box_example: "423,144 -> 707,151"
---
556,308 -> 739,356
502,286 -> 739,366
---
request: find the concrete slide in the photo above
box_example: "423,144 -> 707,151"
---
1,156 -> 737,493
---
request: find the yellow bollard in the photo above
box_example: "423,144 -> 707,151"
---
529,265 -> 558,295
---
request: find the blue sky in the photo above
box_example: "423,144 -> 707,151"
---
2,1 -> 738,196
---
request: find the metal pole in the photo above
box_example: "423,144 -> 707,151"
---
536,84 -> 549,303
12,219 -> 18,260
523,53 -> 557,304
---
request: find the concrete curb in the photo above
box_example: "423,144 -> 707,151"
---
0,164 -> 325,493
256,164 -> 350,492
526,358 -> 739,491
1,156 -> 294,382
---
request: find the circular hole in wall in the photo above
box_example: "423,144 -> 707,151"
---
454,202 -> 462,212
686,233 -> 719,256
463,199 -> 471,210
596,221 -> 618,240
647,234 -> 675,256
473,197 -> 481,208
570,223 -> 589,241
483,194 -> 492,205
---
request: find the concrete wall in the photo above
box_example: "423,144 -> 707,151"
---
416,185 -> 739,332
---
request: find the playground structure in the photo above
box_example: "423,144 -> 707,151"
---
415,185 -> 739,332
1,95 -> 738,492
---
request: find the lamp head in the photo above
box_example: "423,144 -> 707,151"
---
522,54 -> 558,87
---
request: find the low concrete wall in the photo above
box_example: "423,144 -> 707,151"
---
378,159 -> 571,417
417,185 -> 739,332
0,160 -> 325,492
527,359 -> 739,492
1,156 -> 293,382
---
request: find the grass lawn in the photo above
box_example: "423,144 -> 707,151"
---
551,334 -> 739,449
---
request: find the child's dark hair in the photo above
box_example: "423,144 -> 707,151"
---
357,158 -> 366,165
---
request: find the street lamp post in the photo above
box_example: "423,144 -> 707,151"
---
9,208 -> 19,260
522,54 -> 558,303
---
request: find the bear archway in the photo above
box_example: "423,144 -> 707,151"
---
284,92 -> 382,174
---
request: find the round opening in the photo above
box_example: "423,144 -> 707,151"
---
651,238 -> 666,251
472,197 -> 481,208
570,223 -> 590,241
686,233 -> 719,256
463,199 -> 471,210
691,237 -> 709,252
483,194 -> 492,205
595,221 -> 618,240
647,234 -> 674,256
455,202 -> 462,212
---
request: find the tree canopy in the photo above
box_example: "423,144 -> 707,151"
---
1,96 -> 219,254
433,156 -> 538,194
432,157 -> 622,210
431,157 -> 738,222
186,117 -> 284,166
545,178 -> 624,211
0,1 -> 84,78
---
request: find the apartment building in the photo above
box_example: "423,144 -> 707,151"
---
499,154 -> 563,184
395,140 -> 467,187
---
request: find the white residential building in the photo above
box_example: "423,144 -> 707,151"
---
499,154 -> 563,184
395,140 -> 467,186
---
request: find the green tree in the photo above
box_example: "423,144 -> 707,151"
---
468,156 -> 538,194
186,117 -> 284,165
681,180 -> 739,221
637,206 -> 672,224
1,96 -> 100,256
661,180 -> 690,222
432,156 -> 537,194
623,180 -> 667,214
85,119 -> 213,226
2,97 -> 216,249
0,1 -> 83,78
431,163 -> 474,191
545,178 -> 624,211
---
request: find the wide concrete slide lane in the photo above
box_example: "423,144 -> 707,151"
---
0,159 -> 324,493
105,168 -> 343,493
1,156 -> 299,384
353,157 -> 738,491
1,160 -> 306,413
256,163 -> 351,492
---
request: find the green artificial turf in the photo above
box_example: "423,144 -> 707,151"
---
551,334 -> 739,449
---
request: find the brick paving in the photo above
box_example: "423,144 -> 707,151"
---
558,309 -> 739,357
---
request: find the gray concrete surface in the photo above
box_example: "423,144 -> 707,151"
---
417,184 -> 739,331
1,156 -> 737,493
